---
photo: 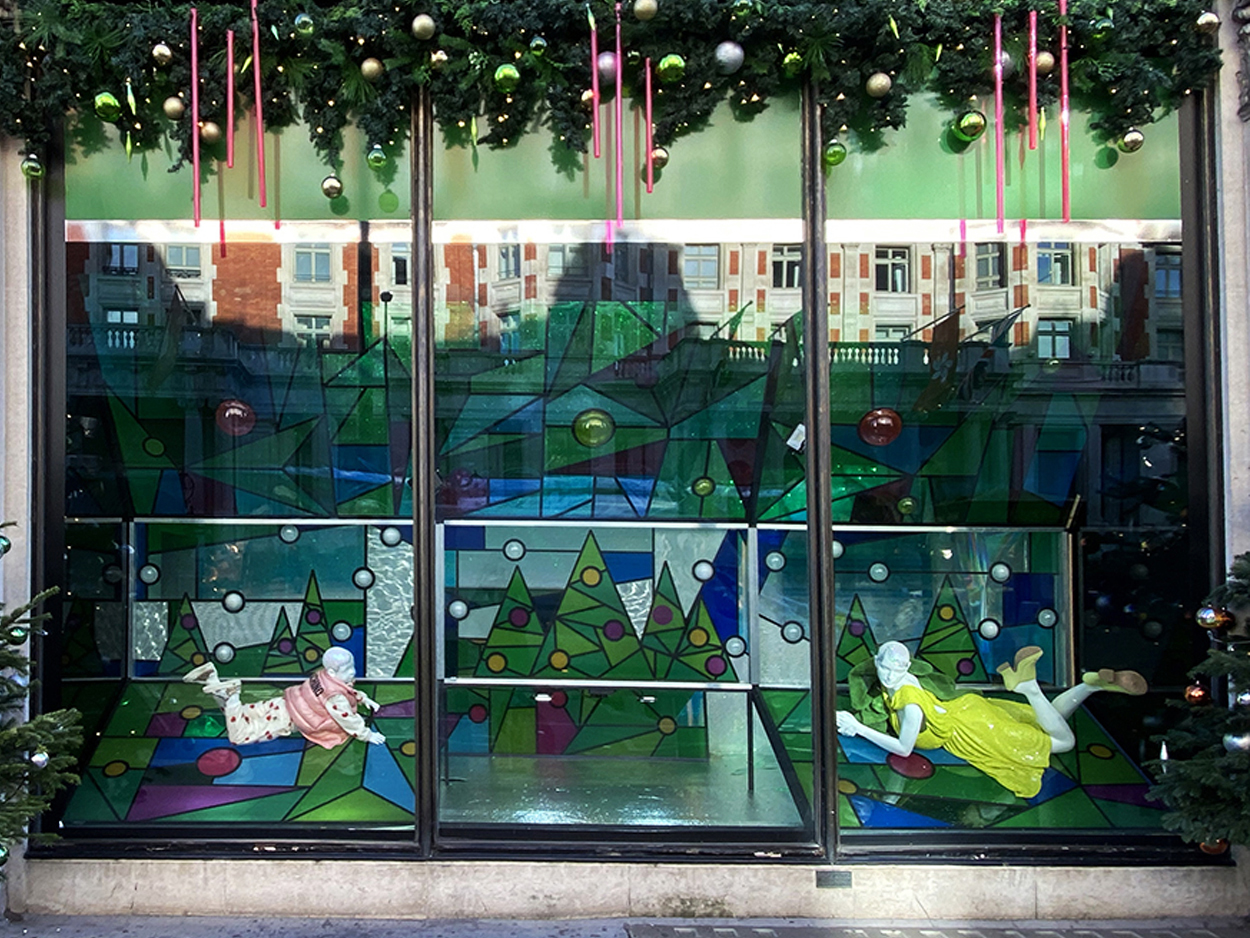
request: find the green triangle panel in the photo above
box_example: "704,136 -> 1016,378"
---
966,428 -> 1014,523
94,766 -> 146,821
192,418 -> 319,472
470,354 -> 546,394
334,387 -> 391,445
567,724 -> 661,756
918,415 -> 992,477
670,376 -> 766,440
157,596 -> 209,675
759,479 -> 808,521
591,302 -> 663,373
546,303 -> 597,398
338,483 -> 393,516
1090,797 -> 1166,829
1071,709 -> 1148,784
107,394 -> 177,470
324,340 -> 389,387
159,789 -> 308,824
290,788 -> 413,823
993,787 -> 1112,828
838,793 -> 862,828
289,744 -> 365,817
492,705 -> 535,754
916,577 -> 987,682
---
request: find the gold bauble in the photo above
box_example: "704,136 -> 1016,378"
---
1197,10 -> 1221,33
321,175 -> 344,199
152,43 -> 173,67
865,72 -> 893,98
430,49 -> 449,70
650,146 -> 669,169
411,13 -> 436,40
1035,51 -> 1055,74
360,57 -> 385,82
199,121 -> 222,144
162,96 -> 186,120
634,0 -> 658,20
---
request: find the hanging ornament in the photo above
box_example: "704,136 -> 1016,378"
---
656,53 -> 686,83
152,43 -> 173,66
732,0 -> 753,16
0,846 -> 8,866
320,175 -> 344,199
1223,733 -> 1250,753
782,51 -> 803,76
430,50 -> 449,70
294,13 -> 315,37
996,51 -> 1015,79
822,140 -> 847,167
0,535 -> 9,555
7,626 -> 27,644
1184,683 -> 1211,705
411,13 -> 436,40
634,0 -> 658,20
366,145 -> 388,169
897,496 -> 918,515
1196,11 -> 1221,32
952,110 -> 987,141
715,40 -> 745,75
530,36 -> 548,56
1090,16 -> 1115,40
163,96 -> 185,119
215,398 -> 257,435
360,57 -> 385,82
199,121 -> 222,144
650,146 -> 669,170
865,72 -> 892,98
29,751 -> 49,769
1035,50 -> 1056,74
1236,690 -> 1250,707
1200,839 -> 1230,855
1196,606 -> 1234,630
597,51 -> 618,85
1117,128 -> 1145,153
94,92 -> 122,121
858,408 -> 903,446
20,155 -> 44,180
494,63 -> 521,92
581,88 -> 596,110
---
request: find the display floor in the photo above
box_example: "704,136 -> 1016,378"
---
59,682 -> 1165,833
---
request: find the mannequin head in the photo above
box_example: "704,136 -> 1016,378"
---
322,647 -> 357,684
874,641 -> 913,691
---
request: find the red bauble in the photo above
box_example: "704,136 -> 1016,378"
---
858,407 -> 903,446
1184,683 -> 1212,706
1199,839 -> 1229,855
1195,606 -> 1235,631
215,399 -> 256,437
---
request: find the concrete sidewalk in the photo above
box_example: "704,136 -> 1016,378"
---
2,919 -> 1249,938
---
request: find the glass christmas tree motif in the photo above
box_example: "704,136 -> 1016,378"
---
639,563 -> 687,679
156,595 -> 210,675
836,593 -> 878,680
474,568 -> 545,678
262,573 -> 332,674
916,576 -> 988,682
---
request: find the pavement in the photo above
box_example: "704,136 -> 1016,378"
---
2,919 -> 1250,938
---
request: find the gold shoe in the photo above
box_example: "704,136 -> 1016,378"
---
1083,668 -> 1147,696
996,645 -> 1044,692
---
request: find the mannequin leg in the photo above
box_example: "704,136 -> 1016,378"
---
1013,679 -> 1076,752
1049,682 -> 1098,720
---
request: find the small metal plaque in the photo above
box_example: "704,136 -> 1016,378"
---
815,868 -> 853,888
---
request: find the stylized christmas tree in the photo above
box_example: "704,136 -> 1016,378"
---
263,573 -> 331,674
639,562 -> 685,679
156,594 -> 209,675
916,576 -> 987,682
1150,552 -> 1250,849
475,568 -> 546,678
668,597 -> 736,682
836,593 -> 878,680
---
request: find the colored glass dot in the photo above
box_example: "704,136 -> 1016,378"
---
693,561 -> 715,581
603,619 -> 625,641
849,620 -> 865,637
179,706 -> 203,721
782,622 -> 804,643
139,564 -> 161,585
142,438 -> 165,457
191,652 -> 206,666
468,704 -> 488,723
278,525 -> 300,543
572,408 -> 616,447
1038,608 -> 1058,628
990,562 -> 1012,582
306,609 -> 322,625
657,716 -> 677,735
706,655 -> 727,676
837,779 -> 858,794
332,622 -> 353,641
550,690 -> 568,708
978,619 -> 1001,640
1088,744 -> 1114,759
688,627 -> 708,647
957,657 -> 976,675
652,605 -> 673,625
448,600 -> 469,619
692,476 -> 715,497
304,648 -> 319,662
400,741 -> 417,756
503,539 -> 525,560
897,496 -> 918,515
581,567 -> 602,587
725,636 -> 746,657
938,604 -> 956,621
486,653 -> 507,673
508,607 -> 530,627
213,643 -> 236,663
103,760 -> 128,778
549,650 -> 570,670
868,562 -> 889,582
764,551 -> 786,571
278,639 -> 294,654
196,747 -> 242,778
181,614 -> 197,630
381,526 -> 403,547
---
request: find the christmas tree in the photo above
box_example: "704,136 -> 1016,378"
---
1149,552 -> 1250,851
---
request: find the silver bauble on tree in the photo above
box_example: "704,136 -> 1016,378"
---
321,175 -> 344,199
714,41 -> 745,75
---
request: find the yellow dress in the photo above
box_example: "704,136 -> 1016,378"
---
887,683 -> 1051,798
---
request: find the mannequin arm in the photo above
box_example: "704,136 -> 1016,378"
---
835,703 -> 923,757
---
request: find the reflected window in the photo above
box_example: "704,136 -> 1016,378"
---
975,243 -> 1005,290
1155,249 -> 1182,298
164,245 -> 201,279
393,245 -> 410,286
1157,327 -> 1184,361
874,246 -> 910,293
1038,242 -> 1075,285
772,244 -> 802,289
1037,318 -> 1073,359
548,243 -> 590,278
875,324 -> 911,341
294,244 -> 333,283
499,244 -> 521,280
294,314 -> 332,348
103,243 -> 139,275
684,244 -> 720,289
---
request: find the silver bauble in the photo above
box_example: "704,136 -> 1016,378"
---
1117,128 -> 1145,153
29,751 -> 49,769
1223,732 -> 1250,752
1197,10 -> 1221,32
714,40 -> 745,75
321,175 -> 344,199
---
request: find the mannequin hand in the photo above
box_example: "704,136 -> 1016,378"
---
367,731 -> 387,745
363,695 -> 381,712
836,711 -> 863,737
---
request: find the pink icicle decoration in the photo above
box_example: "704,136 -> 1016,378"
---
645,57 -> 654,194
226,29 -> 235,167
993,13 -> 1005,234
191,7 -> 201,226
614,3 -> 623,231
252,0 -> 267,208
1059,0 -> 1071,221
1028,11 -> 1038,150
589,6 -> 601,159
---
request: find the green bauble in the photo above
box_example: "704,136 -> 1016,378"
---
0,534 -> 10,555
692,476 -> 716,497
7,626 -> 27,644
94,92 -> 122,122
822,141 -> 847,167
494,63 -> 521,93
529,36 -> 547,56
656,53 -> 686,83
20,155 -> 44,180
782,51 -> 803,77
1090,16 -> 1114,40
572,409 -> 615,447
367,145 -> 388,169
897,496 -> 918,515
953,109 -> 987,142
294,12 -> 315,36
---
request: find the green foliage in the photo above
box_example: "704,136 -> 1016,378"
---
0,0 -> 1222,170
846,654 -> 957,733
1149,556 -> 1250,847
0,584 -> 82,863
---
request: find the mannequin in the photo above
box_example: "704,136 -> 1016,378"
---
183,647 -> 386,749
836,641 -> 1146,797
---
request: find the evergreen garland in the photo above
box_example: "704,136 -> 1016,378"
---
1149,552 -> 1250,849
0,0 -> 1223,173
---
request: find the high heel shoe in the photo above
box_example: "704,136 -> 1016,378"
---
996,645 -> 1044,692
